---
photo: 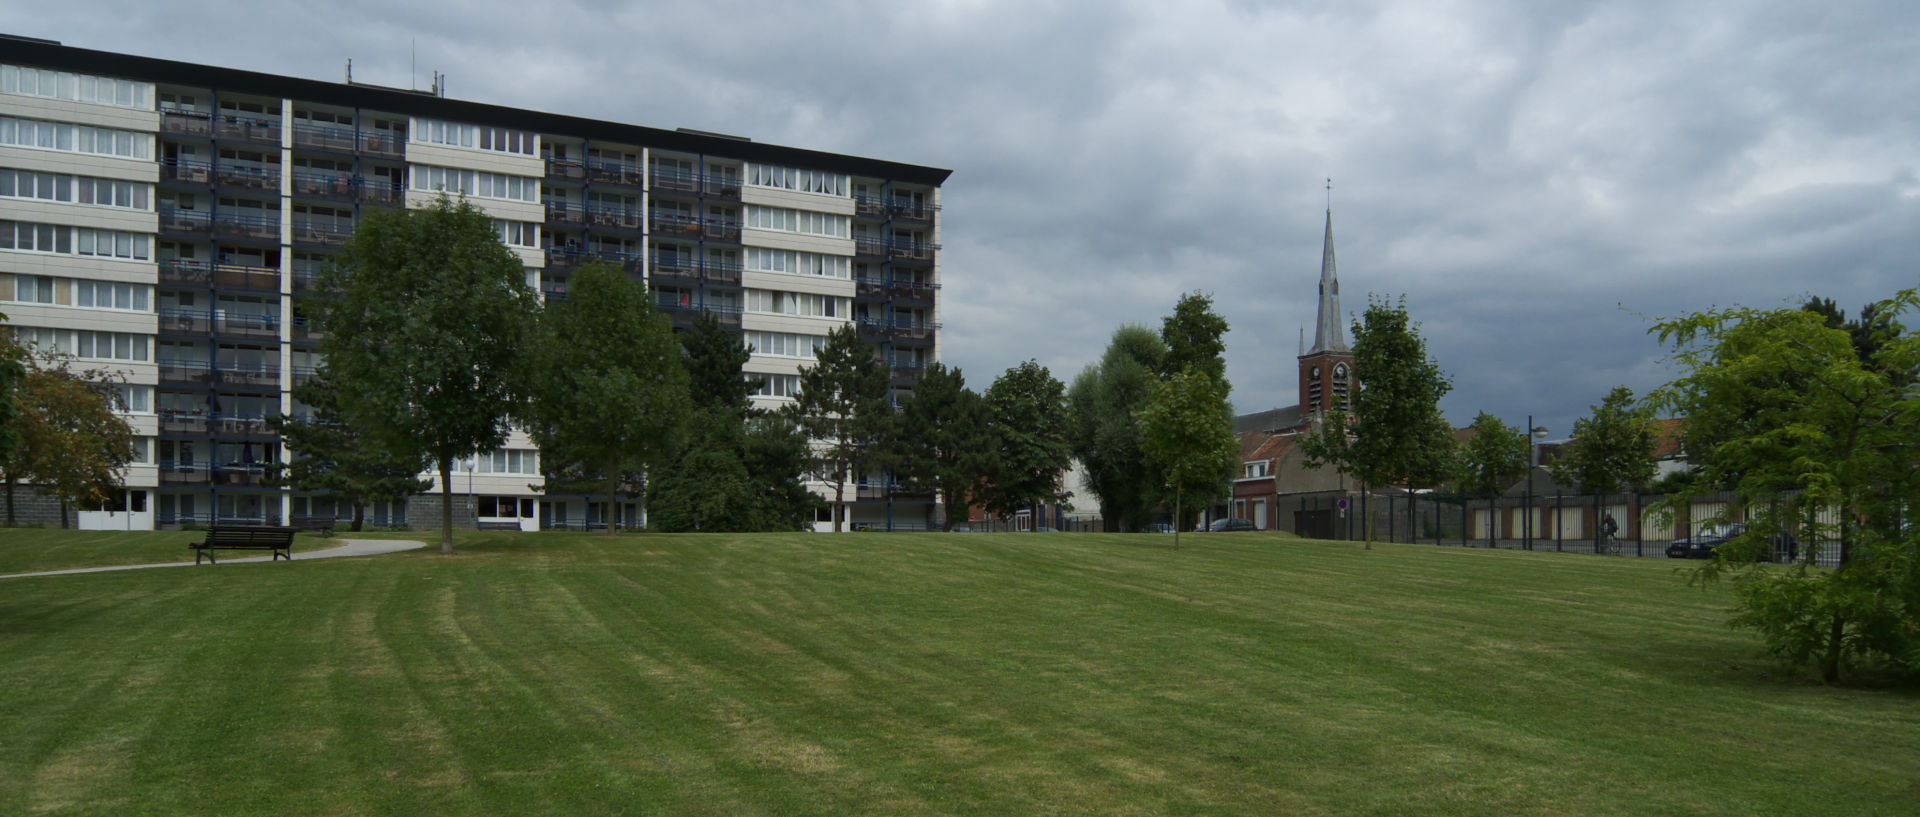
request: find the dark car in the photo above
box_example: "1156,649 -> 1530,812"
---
1203,517 -> 1258,532
1665,523 -> 1796,561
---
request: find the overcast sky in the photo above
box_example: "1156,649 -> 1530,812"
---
18,1 -> 1918,436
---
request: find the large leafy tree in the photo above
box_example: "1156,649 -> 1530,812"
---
1549,386 -> 1658,546
981,359 -> 1072,522
522,262 -> 689,534
1653,293 -> 1920,682
1457,412 -> 1529,500
786,323 -> 891,532
11,351 -> 136,528
317,196 -> 539,553
1137,367 -> 1238,548
270,374 -> 431,531
1159,291 -> 1230,384
1300,296 -> 1457,547
0,319 -> 27,527
896,362 -> 990,531
1068,325 -> 1167,532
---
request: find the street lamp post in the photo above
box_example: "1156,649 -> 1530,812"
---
1523,415 -> 1548,551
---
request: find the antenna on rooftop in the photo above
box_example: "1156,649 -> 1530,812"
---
345,58 -> 352,83
411,38 -> 417,90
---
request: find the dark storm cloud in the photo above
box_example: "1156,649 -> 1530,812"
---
18,0 -> 1917,436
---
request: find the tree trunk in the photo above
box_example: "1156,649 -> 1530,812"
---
1173,483 -> 1181,550
439,456 -> 454,554
5,475 -> 14,528
1823,612 -> 1845,683
606,458 -> 620,536
1361,483 -> 1372,550
59,499 -> 69,529
351,499 -> 365,532
833,477 -> 845,533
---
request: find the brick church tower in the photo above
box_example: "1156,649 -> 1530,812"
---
1298,207 -> 1355,418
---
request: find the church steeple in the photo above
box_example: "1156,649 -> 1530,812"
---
1298,184 -> 1355,418
1308,206 -> 1347,354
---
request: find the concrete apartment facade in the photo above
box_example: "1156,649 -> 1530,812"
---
0,36 -> 950,532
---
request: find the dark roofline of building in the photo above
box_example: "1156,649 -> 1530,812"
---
5,38 -> 953,186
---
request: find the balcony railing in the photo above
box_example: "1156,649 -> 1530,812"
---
292,218 -> 352,247
887,239 -> 940,262
157,411 -> 277,437
158,308 -> 280,339
159,206 -> 212,235
156,359 -> 282,388
703,218 -> 741,242
702,175 -> 741,199
586,158 -> 645,186
291,169 -> 356,200
543,199 -> 586,225
648,257 -> 743,285
157,258 -> 280,292
585,202 -> 645,230
658,300 -> 743,327
855,316 -> 941,342
854,276 -> 939,301
356,183 -> 403,207
214,163 -> 279,192
159,109 -> 213,137
853,236 -> 887,258
648,167 -> 700,193
291,122 -> 357,152
158,461 -> 273,487
160,158 -> 212,185
545,246 -> 644,274
648,211 -> 703,239
890,362 -> 926,383
291,315 -> 325,342
358,131 -> 405,158
214,212 -> 281,243
213,115 -> 282,145
292,365 -> 319,387
545,158 -> 586,180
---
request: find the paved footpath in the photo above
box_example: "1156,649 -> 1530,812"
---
0,538 -> 427,579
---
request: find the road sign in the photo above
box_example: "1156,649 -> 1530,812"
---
1336,497 -> 1350,510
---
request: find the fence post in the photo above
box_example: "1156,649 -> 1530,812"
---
1555,492 -> 1564,552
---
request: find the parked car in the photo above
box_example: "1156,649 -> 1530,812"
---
1203,517 -> 1258,532
1665,523 -> 1796,561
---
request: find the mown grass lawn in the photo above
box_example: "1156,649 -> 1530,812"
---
1,530 -> 1914,816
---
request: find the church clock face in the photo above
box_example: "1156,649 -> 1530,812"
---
1334,363 -> 1348,380
1311,367 -> 1321,379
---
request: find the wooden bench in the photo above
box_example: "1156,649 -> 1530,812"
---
190,525 -> 296,564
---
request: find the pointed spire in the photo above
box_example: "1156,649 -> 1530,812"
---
1308,193 -> 1348,354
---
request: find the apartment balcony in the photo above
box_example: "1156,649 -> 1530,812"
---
702,218 -> 741,243
658,300 -> 743,329
356,183 -> 403,207
159,158 -> 212,185
157,411 -> 276,438
701,175 -> 741,200
702,258 -> 742,285
887,239 -> 940,263
888,200 -> 938,224
291,169 -> 356,201
358,131 -> 405,158
585,202 -> 645,231
648,257 -> 702,285
159,461 -> 272,487
214,164 -> 279,193
156,360 -> 281,389
853,195 -> 889,219
543,198 -> 586,226
546,246 -> 643,274
648,211 -> 703,240
157,308 -> 280,340
158,206 -> 212,236
648,167 -> 699,194
853,236 -> 888,259
292,268 -> 321,294
855,316 -> 940,343
292,218 -> 353,248
855,482 -> 934,502
159,109 -> 213,137
890,362 -> 926,384
586,158 -> 645,187
291,122 -> 357,153
291,315 -> 325,343
545,158 -> 586,181
213,212 -> 281,243
291,365 -> 319,388
212,115 -> 282,145
157,258 -> 280,293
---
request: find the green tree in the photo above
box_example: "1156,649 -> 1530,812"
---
981,360 -> 1072,524
1653,293 -> 1920,682
0,318 -> 27,527
1137,368 -> 1238,548
521,262 -> 689,534
12,351 -> 136,528
1067,325 -> 1167,532
1549,386 -> 1658,549
896,362 -> 990,531
1458,412 -> 1529,500
270,374 -> 431,531
1159,292 -> 1230,384
786,324 -> 891,532
317,197 -> 539,553
1300,297 -> 1456,547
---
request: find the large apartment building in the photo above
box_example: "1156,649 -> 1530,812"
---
0,36 -> 950,533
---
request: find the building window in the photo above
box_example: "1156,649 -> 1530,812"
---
744,247 -> 850,279
412,118 -> 535,156
0,116 -> 151,159
745,331 -> 827,359
744,205 -> 849,239
8,274 -> 57,304
475,449 -> 539,475
411,164 -> 537,202
745,289 -> 847,318
494,220 -> 538,248
746,164 -> 848,197
751,373 -> 803,399
75,280 -> 151,311
1244,461 -> 1270,479
0,64 -> 153,108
